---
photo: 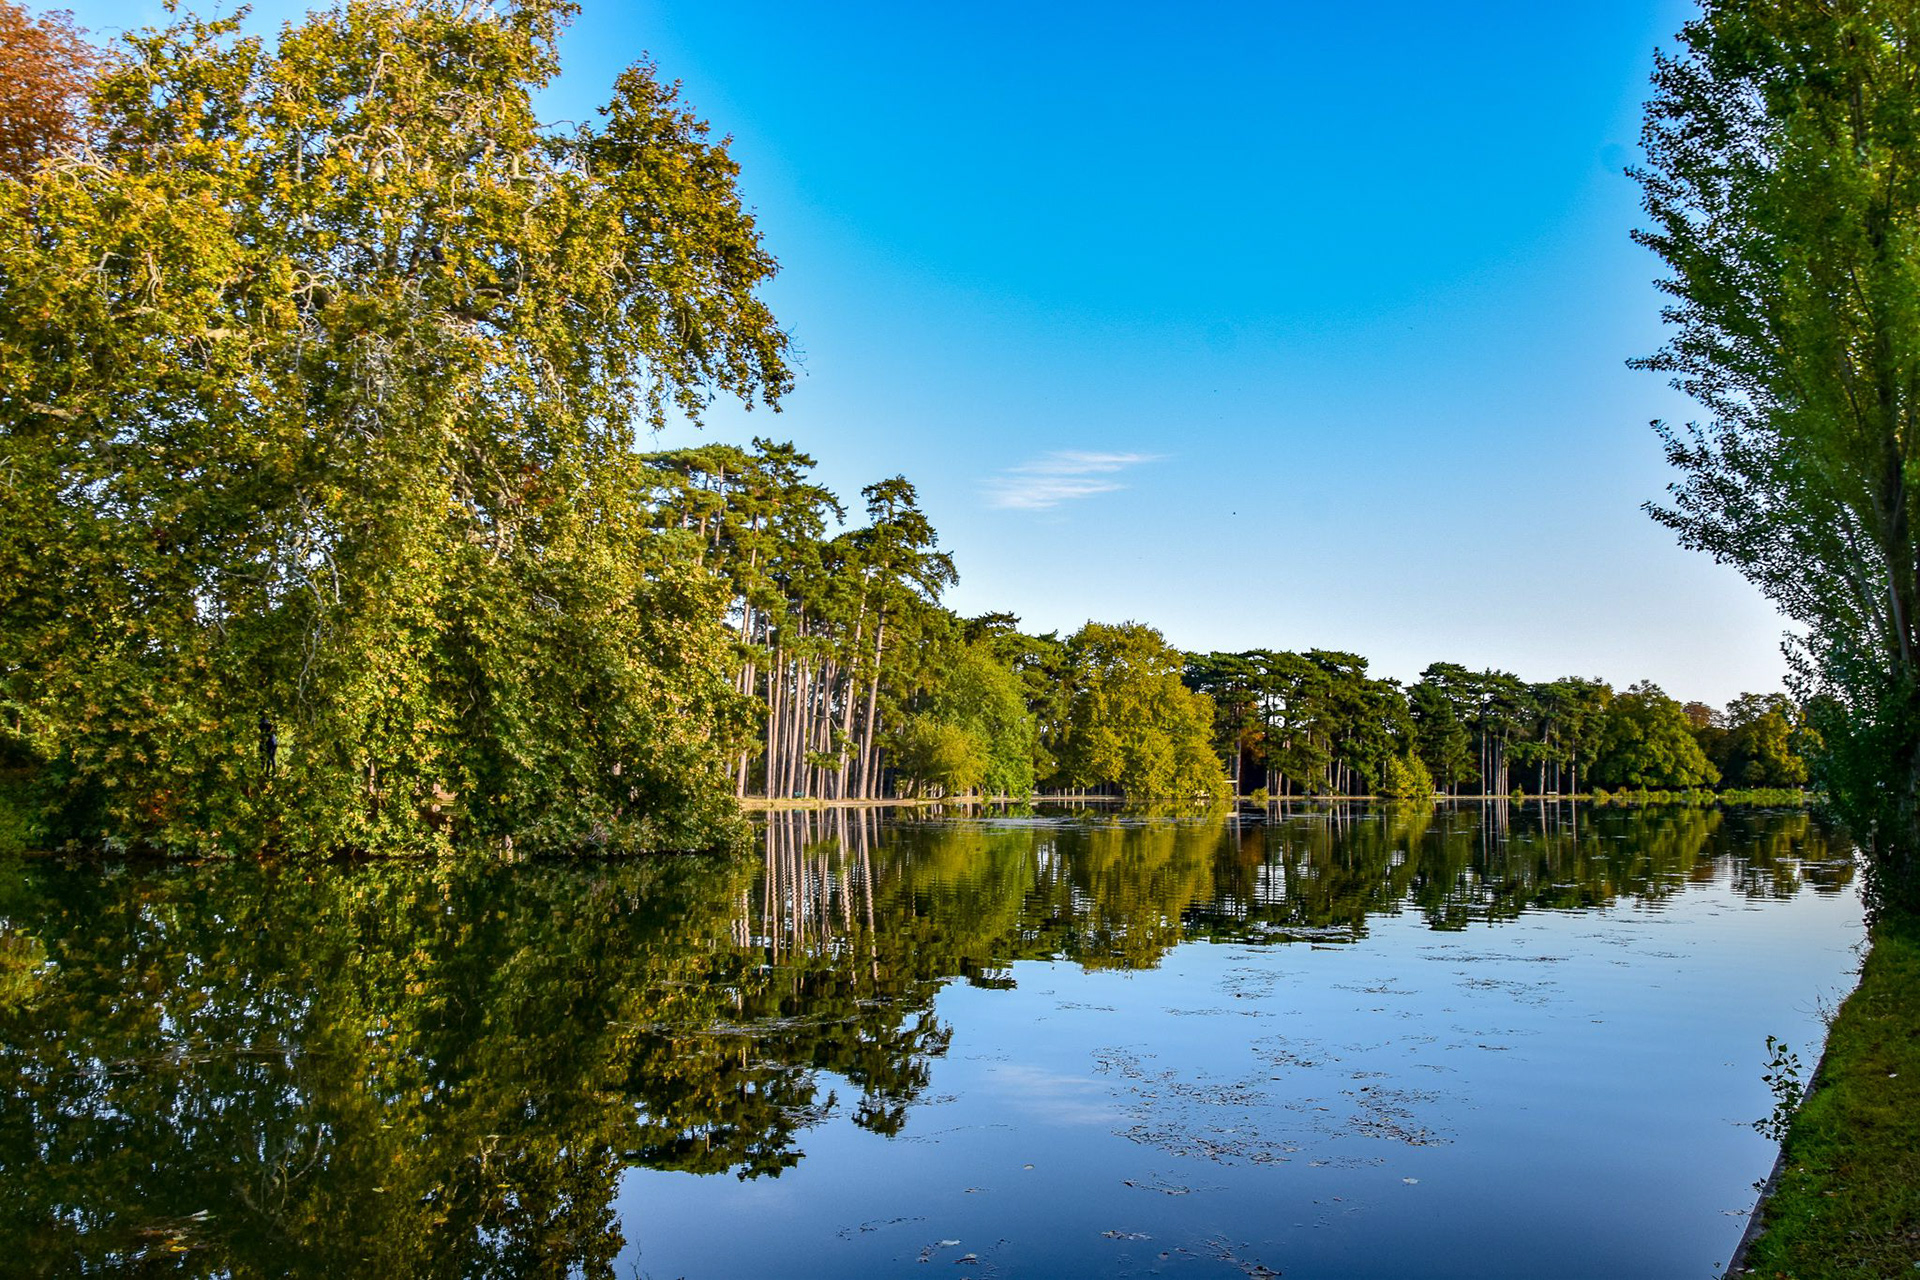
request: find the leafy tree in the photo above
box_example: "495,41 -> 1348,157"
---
1184,650 -> 1265,795
0,1 -> 94,180
1593,682 -> 1721,790
894,715 -> 990,798
967,613 -> 1069,782
0,0 -> 788,853
1381,752 -> 1435,802
1410,677 -> 1473,795
1633,0 -> 1920,903
1056,622 -> 1228,800
1718,692 -> 1813,788
894,643 -> 1035,798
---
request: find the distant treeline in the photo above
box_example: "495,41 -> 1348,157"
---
653,440 -> 1812,807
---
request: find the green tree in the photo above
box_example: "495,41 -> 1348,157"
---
967,613 -> 1069,782
895,643 -> 1036,798
1056,622 -> 1228,801
1410,677 -> 1473,796
1720,692 -> 1813,788
0,0 -> 789,853
1381,752 -> 1436,803
1184,650 -> 1265,796
1593,682 -> 1722,790
894,716 -> 990,798
1634,0 -> 1920,903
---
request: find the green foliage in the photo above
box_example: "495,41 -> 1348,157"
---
1694,692 -> 1815,789
1383,754 -> 1435,803
894,715 -> 991,798
1408,679 -> 1473,792
908,644 -> 1037,798
1592,683 -> 1721,790
1058,623 -> 1228,800
1753,1033 -> 1805,1144
0,0 -> 788,854
1185,648 -> 1413,797
1634,1 -> 1920,907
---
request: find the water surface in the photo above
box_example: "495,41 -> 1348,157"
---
0,804 -> 1862,1277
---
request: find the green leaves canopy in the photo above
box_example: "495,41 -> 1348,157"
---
1634,0 -> 1920,899
0,0 -> 788,853
1593,683 -> 1721,790
1058,623 -> 1228,801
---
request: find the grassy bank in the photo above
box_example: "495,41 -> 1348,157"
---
1735,911 -> 1920,1278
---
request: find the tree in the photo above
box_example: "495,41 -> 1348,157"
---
1410,677 -> 1473,796
1633,0 -> 1920,903
0,2 -> 95,181
1381,752 -> 1435,803
1719,692 -> 1814,788
1593,682 -> 1721,790
1056,622 -> 1228,801
1184,651 -> 1264,796
894,716 -> 990,798
968,614 -> 1069,783
894,644 -> 1036,798
0,0 -> 788,853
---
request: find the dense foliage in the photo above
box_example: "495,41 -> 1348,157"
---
0,1 -> 91,180
1634,0 -> 1920,908
1180,652 -> 1808,800
0,0 -> 787,854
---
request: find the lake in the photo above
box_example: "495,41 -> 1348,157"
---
0,803 -> 1862,1277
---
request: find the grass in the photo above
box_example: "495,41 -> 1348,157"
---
1737,910 -> 1920,1278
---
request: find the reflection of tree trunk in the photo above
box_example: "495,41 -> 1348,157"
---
762,821 -> 776,960
861,831 -> 877,983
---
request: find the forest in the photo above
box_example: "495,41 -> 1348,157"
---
0,0 -> 1818,858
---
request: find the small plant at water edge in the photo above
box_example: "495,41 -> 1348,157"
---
1754,1034 -> 1805,1143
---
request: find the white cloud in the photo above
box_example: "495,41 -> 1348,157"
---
983,450 -> 1163,511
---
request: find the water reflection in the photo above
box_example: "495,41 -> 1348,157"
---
0,805 -> 1854,1275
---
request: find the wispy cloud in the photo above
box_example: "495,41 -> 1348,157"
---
983,450 -> 1162,511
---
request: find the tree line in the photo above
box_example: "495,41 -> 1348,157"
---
644,441 -> 1810,808
1187,655 -> 1813,801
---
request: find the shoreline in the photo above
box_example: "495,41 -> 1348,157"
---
1722,910 -> 1918,1277
737,791 -> 1813,812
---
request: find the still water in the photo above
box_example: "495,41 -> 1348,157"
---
0,804 -> 1862,1278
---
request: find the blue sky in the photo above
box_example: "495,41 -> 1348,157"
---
68,0 -> 1789,704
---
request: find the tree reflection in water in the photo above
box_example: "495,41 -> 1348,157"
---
0,804 -> 1851,1275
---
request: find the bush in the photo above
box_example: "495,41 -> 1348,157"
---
1382,754 -> 1435,803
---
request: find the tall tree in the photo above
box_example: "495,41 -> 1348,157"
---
1593,682 -> 1721,790
0,0 -> 788,853
1634,0 -> 1920,903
